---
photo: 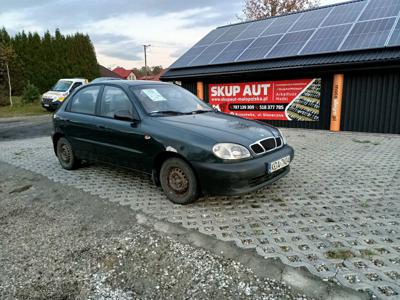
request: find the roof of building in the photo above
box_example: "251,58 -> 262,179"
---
99,65 -> 123,78
162,0 -> 400,80
162,48 -> 400,79
112,67 -> 134,79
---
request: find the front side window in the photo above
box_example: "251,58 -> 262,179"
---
70,82 -> 82,92
51,80 -> 73,92
69,85 -> 100,115
130,84 -> 212,116
99,86 -> 133,118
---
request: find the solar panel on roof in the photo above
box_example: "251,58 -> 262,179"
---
194,28 -> 228,47
235,19 -> 274,40
212,39 -> 254,64
268,30 -> 314,58
301,24 -> 352,54
189,43 -> 229,66
289,7 -> 331,32
263,14 -> 300,35
170,46 -> 208,68
359,0 -> 400,21
236,35 -> 282,62
341,18 -> 396,50
168,0 -> 400,70
322,1 -> 366,27
214,24 -> 250,43
388,19 -> 400,46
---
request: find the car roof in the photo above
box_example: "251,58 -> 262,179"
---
59,78 -> 87,82
89,80 -> 171,87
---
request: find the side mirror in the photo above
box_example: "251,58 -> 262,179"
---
114,110 -> 138,122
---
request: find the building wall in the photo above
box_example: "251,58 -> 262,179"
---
341,69 -> 400,134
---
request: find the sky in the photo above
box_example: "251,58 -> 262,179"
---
0,0 -> 350,70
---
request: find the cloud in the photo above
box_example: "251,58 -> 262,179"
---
91,33 -> 143,61
0,0 -> 243,68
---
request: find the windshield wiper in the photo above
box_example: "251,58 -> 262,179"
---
185,109 -> 213,115
149,110 -> 186,116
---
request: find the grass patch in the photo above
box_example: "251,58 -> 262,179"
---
360,249 -> 376,258
325,249 -> 355,260
0,97 -> 49,118
271,197 -> 284,202
352,138 -> 380,146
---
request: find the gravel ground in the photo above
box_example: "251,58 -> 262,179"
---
0,161 -> 311,300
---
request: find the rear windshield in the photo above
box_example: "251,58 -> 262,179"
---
51,80 -> 73,92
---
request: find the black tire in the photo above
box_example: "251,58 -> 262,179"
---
56,137 -> 81,170
160,157 -> 199,205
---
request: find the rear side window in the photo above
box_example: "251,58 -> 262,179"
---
69,86 -> 100,115
99,86 -> 133,118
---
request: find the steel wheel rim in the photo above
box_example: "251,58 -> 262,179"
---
60,143 -> 71,164
167,167 -> 189,195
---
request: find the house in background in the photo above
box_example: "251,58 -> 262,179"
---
140,69 -> 166,81
99,65 -> 123,79
112,67 -> 139,80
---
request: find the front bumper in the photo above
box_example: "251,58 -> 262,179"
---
192,145 -> 294,196
41,98 -> 60,110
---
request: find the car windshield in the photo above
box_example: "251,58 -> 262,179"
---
51,80 -> 73,92
131,84 -> 212,116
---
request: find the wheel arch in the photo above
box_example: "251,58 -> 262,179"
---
152,151 -> 201,191
52,132 -> 65,156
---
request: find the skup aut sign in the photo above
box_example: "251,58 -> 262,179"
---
209,79 -> 321,121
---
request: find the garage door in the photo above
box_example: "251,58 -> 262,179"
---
341,70 -> 400,134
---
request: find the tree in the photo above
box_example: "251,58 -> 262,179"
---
151,65 -> 163,75
0,44 -> 16,106
242,0 -> 320,20
0,28 -> 100,95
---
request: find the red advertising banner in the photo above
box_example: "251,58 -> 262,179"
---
209,78 -> 321,121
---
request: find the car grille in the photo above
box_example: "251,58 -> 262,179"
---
250,137 -> 283,155
42,97 -> 53,105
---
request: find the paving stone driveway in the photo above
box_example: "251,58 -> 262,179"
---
0,129 -> 399,299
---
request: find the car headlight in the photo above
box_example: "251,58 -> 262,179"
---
277,128 -> 287,145
52,96 -> 65,102
212,143 -> 251,160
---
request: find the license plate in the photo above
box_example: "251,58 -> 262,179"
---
44,104 -> 49,107
268,156 -> 290,173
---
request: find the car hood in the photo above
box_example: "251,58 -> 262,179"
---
154,112 -> 278,145
43,91 -> 66,98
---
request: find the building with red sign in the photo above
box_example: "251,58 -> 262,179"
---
161,0 -> 400,134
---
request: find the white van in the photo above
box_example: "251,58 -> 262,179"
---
41,78 -> 88,111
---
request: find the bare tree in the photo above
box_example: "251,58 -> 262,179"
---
0,44 -> 15,107
243,0 -> 320,20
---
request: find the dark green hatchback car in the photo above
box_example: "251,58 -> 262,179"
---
52,80 -> 294,204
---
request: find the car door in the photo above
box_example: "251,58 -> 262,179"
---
91,85 -> 148,171
61,85 -> 102,160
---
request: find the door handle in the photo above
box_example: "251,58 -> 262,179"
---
97,125 -> 106,129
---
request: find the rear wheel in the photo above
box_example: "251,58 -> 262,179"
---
56,137 -> 81,170
160,158 -> 199,205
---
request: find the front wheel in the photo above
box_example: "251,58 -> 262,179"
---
56,137 -> 81,170
160,158 -> 199,205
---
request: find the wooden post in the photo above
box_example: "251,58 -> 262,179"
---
330,74 -> 344,132
197,81 -> 204,100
